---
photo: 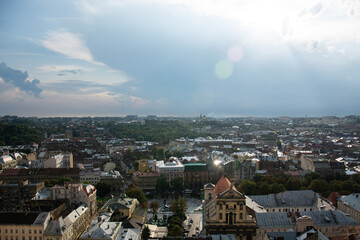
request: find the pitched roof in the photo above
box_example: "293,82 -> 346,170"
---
214,176 -> 232,197
249,190 -> 317,208
338,193 -> 360,212
255,212 -> 294,228
300,210 -> 359,226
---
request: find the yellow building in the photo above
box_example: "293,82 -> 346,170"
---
204,176 -> 257,240
138,159 -> 149,173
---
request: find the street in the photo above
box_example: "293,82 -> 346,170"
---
147,197 -> 203,236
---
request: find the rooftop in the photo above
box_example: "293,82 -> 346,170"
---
249,190 -> 317,208
338,193 -> 360,212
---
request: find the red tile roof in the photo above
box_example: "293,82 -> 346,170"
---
214,176 -> 232,197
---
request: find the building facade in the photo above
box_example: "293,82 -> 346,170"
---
132,171 -> 159,190
158,159 -> 184,182
50,183 -> 97,216
338,193 -> 360,223
184,163 -> 208,193
204,176 -> 257,240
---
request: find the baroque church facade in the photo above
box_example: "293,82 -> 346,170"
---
204,176 -> 257,240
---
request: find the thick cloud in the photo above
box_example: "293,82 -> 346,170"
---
0,62 -> 42,97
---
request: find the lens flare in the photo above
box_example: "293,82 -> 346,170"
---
227,45 -> 243,62
215,60 -> 233,80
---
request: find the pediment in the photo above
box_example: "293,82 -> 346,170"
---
219,187 -> 245,199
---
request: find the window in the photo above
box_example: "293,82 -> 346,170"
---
34,230 -> 37,234
29,230 -> 31,234
240,204 -> 243,210
219,204 -> 223,210
226,205 -> 228,209
39,230 -> 42,234
234,204 -> 236,209
22,230 -> 24,234
240,213 -> 243,220
219,213 -> 222,220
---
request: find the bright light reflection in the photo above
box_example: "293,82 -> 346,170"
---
215,60 -> 233,80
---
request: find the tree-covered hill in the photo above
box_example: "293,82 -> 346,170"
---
0,122 -> 43,146
105,120 -> 202,144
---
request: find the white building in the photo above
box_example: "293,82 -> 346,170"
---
44,153 -> 73,168
0,155 -> 17,172
50,183 -> 97,216
158,158 -> 184,182
80,170 -> 101,185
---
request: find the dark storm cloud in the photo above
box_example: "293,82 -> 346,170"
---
0,62 -> 42,97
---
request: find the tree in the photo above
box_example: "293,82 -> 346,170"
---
257,181 -> 272,195
157,148 -> 165,159
308,179 -> 328,196
253,174 -> 263,183
170,177 -> 183,194
156,174 -> 169,196
171,197 -> 187,220
132,161 -> 139,172
126,185 -> 148,207
150,201 -> 160,217
168,216 -> 183,226
285,178 -> 303,191
271,183 -> 285,194
304,172 -> 320,187
167,224 -> 183,237
141,226 -> 151,240
238,180 -> 256,195
96,182 -> 112,198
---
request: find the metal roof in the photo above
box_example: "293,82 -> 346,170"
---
249,190 -> 317,208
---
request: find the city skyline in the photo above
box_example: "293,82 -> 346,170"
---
1,0 -> 359,117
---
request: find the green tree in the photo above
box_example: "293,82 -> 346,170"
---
304,172 -> 320,187
271,183 -> 285,194
126,185 -> 148,207
141,226 -> 151,240
235,160 -> 242,171
257,181 -> 272,195
285,178 -> 303,191
156,174 -> 169,195
150,201 -> 160,217
308,179 -> 328,196
132,161 -> 139,172
157,148 -> 165,159
173,151 -> 185,158
167,224 -> 184,237
171,177 -> 184,194
253,174 -> 263,183
238,180 -> 257,195
168,216 -> 183,226
170,197 -> 187,220
96,182 -> 112,198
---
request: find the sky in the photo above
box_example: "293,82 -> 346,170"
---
0,0 -> 359,117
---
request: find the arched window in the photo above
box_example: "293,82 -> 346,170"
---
240,213 -> 243,220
